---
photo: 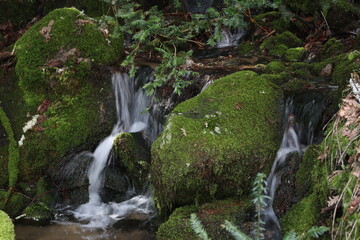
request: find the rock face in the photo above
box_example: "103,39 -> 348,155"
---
0,8 -> 123,216
151,71 -> 282,213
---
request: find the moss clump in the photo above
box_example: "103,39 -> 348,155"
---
269,44 -> 288,58
261,73 -> 291,85
15,8 -> 123,106
254,11 -> 290,32
157,199 -> 252,240
23,203 -> 54,225
281,193 -> 320,236
282,79 -> 312,91
0,210 -> 15,240
0,108 -> 19,187
260,31 -> 302,52
237,42 -> 256,57
285,47 -> 305,62
113,132 -> 151,188
2,193 -> 29,216
151,71 -> 282,213
265,61 -> 287,74
320,38 -> 345,59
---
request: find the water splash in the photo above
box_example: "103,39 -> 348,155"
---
217,28 -> 245,48
73,68 -> 161,229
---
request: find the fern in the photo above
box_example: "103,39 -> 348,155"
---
307,226 -> 329,238
190,213 -> 212,240
223,220 -> 252,240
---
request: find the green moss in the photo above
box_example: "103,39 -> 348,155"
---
285,47 -> 305,62
0,210 -> 14,240
23,203 -> 54,224
237,42 -> 256,57
114,132 -> 150,188
265,61 -> 287,74
0,108 -> 19,187
261,73 -> 291,85
15,8 -> 123,106
260,31 -> 302,52
151,71 -> 282,213
269,44 -> 288,57
157,199 -> 252,240
332,55 -> 358,90
35,177 -> 54,206
3,193 -> 29,216
320,38 -> 345,59
254,11 -> 290,32
282,79 -> 312,91
281,193 -> 320,236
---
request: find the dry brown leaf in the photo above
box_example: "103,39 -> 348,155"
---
348,196 -> 360,214
39,20 -> 54,42
327,195 -> 340,207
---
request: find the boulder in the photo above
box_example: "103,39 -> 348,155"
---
151,71 -> 282,213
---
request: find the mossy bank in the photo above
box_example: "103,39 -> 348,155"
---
0,210 -> 15,240
151,71 -> 282,214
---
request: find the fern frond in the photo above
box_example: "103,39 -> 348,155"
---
223,220 -> 252,240
189,213 -> 212,240
307,226 -> 329,238
282,231 -> 301,240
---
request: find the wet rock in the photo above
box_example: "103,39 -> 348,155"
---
151,71 -> 282,213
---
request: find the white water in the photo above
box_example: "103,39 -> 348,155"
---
74,71 -> 159,229
217,28 -> 246,48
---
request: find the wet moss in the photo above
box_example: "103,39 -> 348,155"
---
319,38 -> 345,60
281,193 -> 320,237
0,210 -> 14,240
157,199 -> 252,240
237,42 -> 256,57
151,71 -> 282,213
269,44 -> 288,58
23,202 -> 54,225
285,47 -> 305,62
261,73 -> 291,85
3,193 -> 30,217
282,79 -> 312,91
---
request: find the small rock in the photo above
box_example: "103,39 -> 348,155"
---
320,63 -> 333,77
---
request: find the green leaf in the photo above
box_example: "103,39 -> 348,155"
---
307,226 -> 329,238
223,220 -> 252,240
189,213 -> 212,240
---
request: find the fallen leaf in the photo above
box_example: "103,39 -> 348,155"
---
327,195 -> 340,207
39,20 -> 55,42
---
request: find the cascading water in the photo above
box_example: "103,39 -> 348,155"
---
262,92 -> 327,239
73,68 -> 161,229
217,28 -> 246,48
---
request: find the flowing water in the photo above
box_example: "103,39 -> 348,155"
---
217,28 -> 246,48
15,68 -> 161,239
262,92 -> 327,239
72,69 -> 161,229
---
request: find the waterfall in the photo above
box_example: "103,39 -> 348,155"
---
262,92 -> 326,239
73,68 -> 161,229
217,28 -> 245,48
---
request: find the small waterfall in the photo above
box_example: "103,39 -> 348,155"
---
262,92 -> 326,239
73,68 -> 161,229
217,28 -> 245,48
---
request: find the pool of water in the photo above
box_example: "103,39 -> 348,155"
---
15,221 -> 156,240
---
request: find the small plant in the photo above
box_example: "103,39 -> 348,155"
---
190,173 -> 329,240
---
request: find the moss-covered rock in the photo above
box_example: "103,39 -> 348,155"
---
280,193 -> 320,237
282,79 -> 312,91
113,132 -> 151,189
22,203 -> 54,225
265,61 -> 287,74
15,7 -> 122,106
0,210 -> 14,240
157,199 -> 252,240
319,38 -> 345,60
151,71 -> 282,213
261,73 -> 291,85
285,47 -> 305,62
260,31 -> 302,57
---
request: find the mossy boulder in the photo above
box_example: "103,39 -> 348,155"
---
0,210 -> 14,240
265,61 -> 287,74
280,193 -> 320,237
254,11 -> 289,32
157,199 -> 253,240
319,38 -> 345,60
113,132 -> 151,190
285,47 -> 305,62
15,7 -> 122,106
260,31 -> 302,57
151,71 -> 282,213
